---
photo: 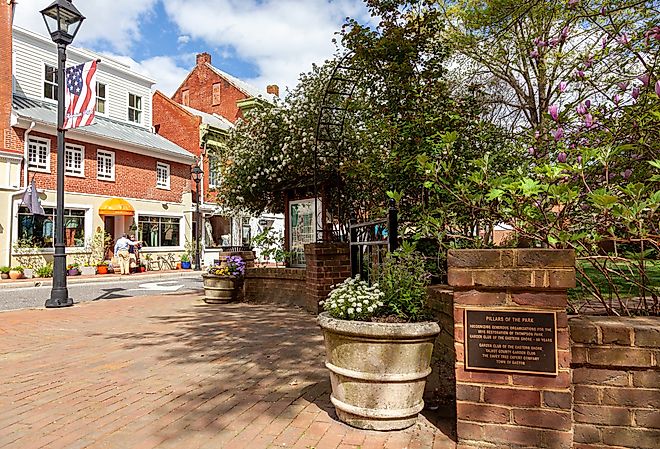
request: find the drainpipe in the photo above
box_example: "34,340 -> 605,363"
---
23,121 -> 36,188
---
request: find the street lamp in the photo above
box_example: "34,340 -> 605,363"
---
41,0 -> 85,308
191,165 -> 204,271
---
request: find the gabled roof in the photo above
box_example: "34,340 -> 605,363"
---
181,105 -> 233,131
205,63 -> 276,104
13,95 -> 195,162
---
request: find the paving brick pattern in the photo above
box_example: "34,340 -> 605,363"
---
0,294 -> 455,449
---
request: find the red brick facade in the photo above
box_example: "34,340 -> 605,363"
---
1,2 -> 15,153
171,53 -> 249,124
23,131 -> 190,203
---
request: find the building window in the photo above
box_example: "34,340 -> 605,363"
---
28,137 -> 50,172
212,83 -> 221,105
156,162 -> 170,189
97,150 -> 115,181
64,144 -> 85,177
18,206 -> 86,248
241,217 -> 252,246
96,82 -> 107,114
208,155 -> 221,188
182,90 -> 190,106
44,65 -> 58,100
138,216 -> 180,248
128,93 -> 142,123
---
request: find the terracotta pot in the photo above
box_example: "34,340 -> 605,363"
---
318,313 -> 440,431
176,262 -> 182,270
140,266 -> 146,272
8,270 -> 23,280
97,265 -> 108,275
202,274 -> 241,303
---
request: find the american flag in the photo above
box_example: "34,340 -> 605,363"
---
63,60 -> 98,130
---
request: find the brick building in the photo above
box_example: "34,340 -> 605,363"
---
153,52 -> 283,264
0,2 -> 196,267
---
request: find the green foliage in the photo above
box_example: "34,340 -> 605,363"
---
10,266 -> 24,274
35,263 -> 54,278
374,243 -> 432,321
0,266 -> 9,274
180,253 -> 190,263
252,228 -> 290,266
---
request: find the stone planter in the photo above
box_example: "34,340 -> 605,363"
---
202,274 -> 241,303
23,268 -> 34,279
67,268 -> 80,276
1,273 -> 8,280
318,312 -> 440,431
80,266 -> 97,276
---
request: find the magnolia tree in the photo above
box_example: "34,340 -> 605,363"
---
425,0 -> 660,315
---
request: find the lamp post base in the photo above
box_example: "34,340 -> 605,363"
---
45,291 -> 74,308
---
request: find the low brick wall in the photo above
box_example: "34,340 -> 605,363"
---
244,267 -> 308,311
570,316 -> 660,449
425,285 -> 456,410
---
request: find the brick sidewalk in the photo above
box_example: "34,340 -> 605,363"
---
0,294 -> 455,449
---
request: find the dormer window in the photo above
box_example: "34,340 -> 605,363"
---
128,93 -> 142,124
96,82 -> 107,115
44,65 -> 58,100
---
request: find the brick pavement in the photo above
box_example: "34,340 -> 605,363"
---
0,293 -> 456,449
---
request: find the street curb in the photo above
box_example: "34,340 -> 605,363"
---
0,270 -> 202,289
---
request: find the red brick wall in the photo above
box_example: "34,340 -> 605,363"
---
244,267 -> 307,311
171,55 -> 248,124
448,249 -> 575,449
153,91 -> 201,157
1,2 -> 14,152
304,243 -> 351,314
570,316 -> 660,449
24,131 -> 190,203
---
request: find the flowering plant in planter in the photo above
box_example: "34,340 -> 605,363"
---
207,255 -> 246,278
321,276 -> 384,320
203,255 -> 246,303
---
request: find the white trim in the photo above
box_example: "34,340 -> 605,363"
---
41,62 -> 58,103
96,149 -> 115,182
127,92 -> 143,125
0,150 -> 24,161
95,80 -> 109,117
64,143 -> 85,177
156,161 -> 170,190
27,136 -> 50,173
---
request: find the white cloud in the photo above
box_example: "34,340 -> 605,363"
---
100,53 -> 191,96
177,35 -> 191,45
161,0 -> 371,92
12,0 -> 158,53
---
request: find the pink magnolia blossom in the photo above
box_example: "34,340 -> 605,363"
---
632,87 -> 640,100
530,49 -> 540,59
528,147 -> 536,156
557,152 -> 568,163
613,94 -> 621,105
600,6 -> 607,15
656,80 -> 660,98
549,38 -> 560,48
585,99 -> 591,108
622,169 -> 633,179
559,82 -> 567,93
577,155 -> 583,164
638,73 -> 651,86
567,0 -> 579,8
617,33 -> 630,45
551,128 -> 564,141
560,26 -> 570,42
584,113 -> 594,128
576,70 -> 585,79
601,36 -> 608,48
576,102 -> 588,115
548,104 -> 560,121
584,56 -> 593,68
617,81 -> 629,91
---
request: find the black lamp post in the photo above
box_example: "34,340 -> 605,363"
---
191,165 -> 203,271
41,0 -> 84,308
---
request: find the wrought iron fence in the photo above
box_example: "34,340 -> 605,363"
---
349,199 -> 398,282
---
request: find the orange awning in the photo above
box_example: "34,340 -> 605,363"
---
99,198 -> 135,216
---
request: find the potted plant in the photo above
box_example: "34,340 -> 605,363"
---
8,266 -> 24,280
180,253 -> 192,270
0,266 -> 9,280
66,263 -> 80,276
97,261 -> 109,275
139,262 -> 146,273
80,264 -> 97,276
318,244 -> 440,431
35,263 -> 54,278
202,255 -> 246,303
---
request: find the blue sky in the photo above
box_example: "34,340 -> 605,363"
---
14,0 -> 372,95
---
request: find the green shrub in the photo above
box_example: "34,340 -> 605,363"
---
0,266 -> 10,274
10,266 -> 24,274
35,263 -> 54,278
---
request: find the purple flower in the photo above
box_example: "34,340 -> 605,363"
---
617,33 -> 629,45
577,155 -> 583,164
584,55 -> 593,68
613,94 -> 621,105
549,38 -> 560,48
567,0 -> 579,8
600,6 -> 607,15
617,81 -> 629,91
622,169 -> 632,179
534,37 -> 547,47
632,87 -> 640,100
530,49 -> 540,59
601,36 -> 608,48
560,26 -> 570,42
585,99 -> 591,108
638,73 -> 651,86
576,70 -> 585,79
576,102 -> 588,115
551,128 -> 564,141
534,130 -> 541,139
557,152 -> 567,163
656,80 -> 660,98
584,113 -> 593,128
559,81 -> 567,92
548,104 -> 560,121
528,147 -> 536,156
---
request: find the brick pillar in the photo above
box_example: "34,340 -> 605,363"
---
448,249 -> 575,449
304,243 -> 350,314
0,1 -> 13,150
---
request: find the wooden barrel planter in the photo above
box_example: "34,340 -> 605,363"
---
202,274 -> 241,303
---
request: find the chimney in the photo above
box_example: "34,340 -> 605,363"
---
0,1 -> 14,150
267,84 -> 279,97
196,52 -> 212,66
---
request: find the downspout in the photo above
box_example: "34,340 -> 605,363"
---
23,121 -> 36,188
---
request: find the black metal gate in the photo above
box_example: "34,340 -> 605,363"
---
349,199 -> 398,281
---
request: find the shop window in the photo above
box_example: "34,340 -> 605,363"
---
138,216 -> 180,247
17,206 -> 85,248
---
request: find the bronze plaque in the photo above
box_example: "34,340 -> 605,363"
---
464,309 -> 558,375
